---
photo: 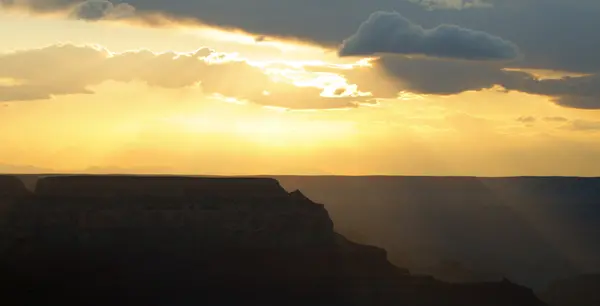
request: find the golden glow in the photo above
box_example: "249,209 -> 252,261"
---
259,65 -> 373,99
234,117 -> 356,147
502,68 -> 592,80
0,78 -> 25,86
1,11 -> 600,176
190,27 -> 309,53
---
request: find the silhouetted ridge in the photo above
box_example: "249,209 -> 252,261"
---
35,175 -> 288,198
289,189 -> 311,202
0,175 -> 29,197
275,175 -> 600,289
0,175 -> 546,306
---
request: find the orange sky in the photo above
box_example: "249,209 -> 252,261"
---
1,10 -> 600,176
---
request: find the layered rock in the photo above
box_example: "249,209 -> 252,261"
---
0,175 -> 545,306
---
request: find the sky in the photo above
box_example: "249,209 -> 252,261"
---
1,0 -> 600,176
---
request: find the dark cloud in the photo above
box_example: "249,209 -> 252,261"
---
339,11 -> 518,61
332,56 -> 600,109
0,44 -> 373,109
375,56 -> 520,94
506,74 -> 600,110
70,0 -> 135,20
3,0 -> 600,108
3,0 -> 600,73
552,97 -> 599,110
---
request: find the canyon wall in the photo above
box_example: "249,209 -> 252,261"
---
0,175 -> 544,306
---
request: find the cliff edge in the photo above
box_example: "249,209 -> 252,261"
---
0,175 -> 545,306
0,175 -> 30,197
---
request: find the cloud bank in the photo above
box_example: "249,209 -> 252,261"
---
318,56 -> 600,109
339,11 -> 519,61
3,0 -> 600,72
0,44 -> 373,110
2,0 -> 600,109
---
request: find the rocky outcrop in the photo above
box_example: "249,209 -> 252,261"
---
35,175 -> 289,199
0,175 -> 545,306
0,175 -> 30,197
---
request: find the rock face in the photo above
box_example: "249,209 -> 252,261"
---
275,176 -> 600,289
0,175 -> 30,197
36,175 -> 290,199
0,176 -> 30,234
0,175 -> 545,306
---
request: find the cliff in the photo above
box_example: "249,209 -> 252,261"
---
275,176 -> 600,288
0,176 -> 30,239
0,175 -> 30,197
0,175 -> 545,306
35,175 -> 290,199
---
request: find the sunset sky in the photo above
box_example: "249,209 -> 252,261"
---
1,0 -> 600,176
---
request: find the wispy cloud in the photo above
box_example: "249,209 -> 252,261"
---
566,120 -> 600,132
516,116 -> 536,124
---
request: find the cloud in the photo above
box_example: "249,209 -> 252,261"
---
0,44 -> 373,110
339,11 -> 519,61
376,56 -> 518,94
543,116 -> 568,123
328,55 -> 600,109
409,0 -> 493,10
516,116 -> 536,124
504,116 -> 600,132
3,0 -> 600,108
3,0 -> 600,72
505,73 -> 600,110
567,120 -> 600,131
70,0 -> 135,20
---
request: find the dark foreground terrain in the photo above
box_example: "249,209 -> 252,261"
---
538,274 -> 600,306
0,175 -> 545,306
274,176 -> 600,289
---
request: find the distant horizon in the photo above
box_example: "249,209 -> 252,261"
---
5,172 -> 600,179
